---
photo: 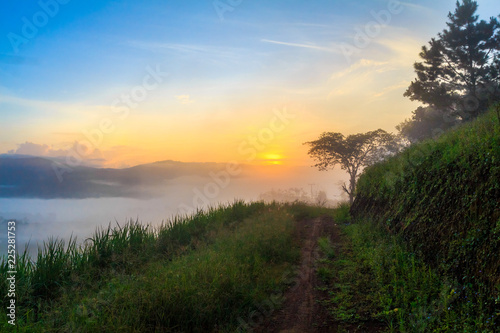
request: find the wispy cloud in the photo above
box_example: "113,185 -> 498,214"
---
0,94 -> 131,125
283,22 -> 333,29
0,94 -> 89,116
327,59 -> 404,100
176,95 -> 194,105
399,2 -> 434,14
8,141 -> 107,167
374,37 -> 423,65
126,41 -> 245,63
6,142 -> 151,168
260,39 -> 338,53
128,41 -> 211,53
330,59 -> 390,80
373,81 -> 410,98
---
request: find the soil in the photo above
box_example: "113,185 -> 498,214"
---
254,215 -> 338,332
254,215 -> 385,333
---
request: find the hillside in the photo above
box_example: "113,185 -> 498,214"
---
351,107 -> 500,330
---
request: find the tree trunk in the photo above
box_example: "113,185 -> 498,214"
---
348,172 -> 356,205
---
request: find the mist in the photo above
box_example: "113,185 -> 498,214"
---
0,164 -> 346,257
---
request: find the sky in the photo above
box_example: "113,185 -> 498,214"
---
1,0 -> 499,168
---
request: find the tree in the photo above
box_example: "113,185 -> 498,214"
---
304,129 -> 398,205
396,106 -> 460,143
402,0 -> 500,141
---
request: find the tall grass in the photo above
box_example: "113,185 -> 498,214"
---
0,201 -> 304,331
54,208 -> 298,332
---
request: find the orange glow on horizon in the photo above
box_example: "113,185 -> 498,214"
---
261,153 -> 284,165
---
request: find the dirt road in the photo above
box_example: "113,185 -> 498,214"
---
255,216 -> 340,333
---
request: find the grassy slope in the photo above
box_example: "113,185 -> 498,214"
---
344,108 -> 499,331
0,201 -> 310,332
318,209 -> 479,332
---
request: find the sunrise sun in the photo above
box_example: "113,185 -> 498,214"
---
262,153 -> 283,165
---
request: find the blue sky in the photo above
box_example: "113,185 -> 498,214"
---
1,0 -> 499,167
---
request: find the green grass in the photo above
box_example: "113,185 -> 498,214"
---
318,205 -> 498,332
0,201 -> 307,332
341,106 -> 500,331
331,202 -> 351,224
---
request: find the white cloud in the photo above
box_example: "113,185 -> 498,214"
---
126,41 -> 244,63
327,31 -> 423,100
372,80 -> 410,98
8,141 -> 106,167
330,59 -> 390,80
176,95 -> 194,105
260,39 -> 339,53
8,142 -> 51,156
374,36 -> 424,65
0,94 -> 119,120
398,2 -> 433,14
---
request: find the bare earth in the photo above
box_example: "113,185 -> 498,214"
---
255,216 -> 339,333
255,215 -> 385,333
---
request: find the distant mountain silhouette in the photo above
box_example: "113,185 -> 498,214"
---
0,155 -> 235,199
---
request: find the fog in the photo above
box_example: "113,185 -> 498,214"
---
0,165 -> 347,257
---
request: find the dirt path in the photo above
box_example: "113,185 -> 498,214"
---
255,216 -> 340,333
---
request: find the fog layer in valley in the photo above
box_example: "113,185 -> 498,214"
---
0,161 -> 346,257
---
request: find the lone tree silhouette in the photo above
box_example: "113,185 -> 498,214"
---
305,129 -> 397,205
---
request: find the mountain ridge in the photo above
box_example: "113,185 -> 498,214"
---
0,155 -> 242,199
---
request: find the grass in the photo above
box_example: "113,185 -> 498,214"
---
317,205 -> 498,332
0,201 -> 306,332
349,106 -> 500,329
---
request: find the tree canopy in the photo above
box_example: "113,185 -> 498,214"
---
396,106 -> 460,143
401,0 -> 500,141
304,129 -> 398,204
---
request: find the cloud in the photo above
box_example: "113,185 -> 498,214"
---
328,88 -> 348,98
330,59 -> 390,80
0,94 -> 101,119
374,37 -> 423,65
260,39 -> 339,53
398,2 -> 433,14
6,142 -> 156,169
327,59 -> 393,98
373,81 -> 410,98
8,142 -> 51,156
176,95 -> 194,105
126,41 -> 244,63
327,32 -> 422,100
8,141 -> 106,167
